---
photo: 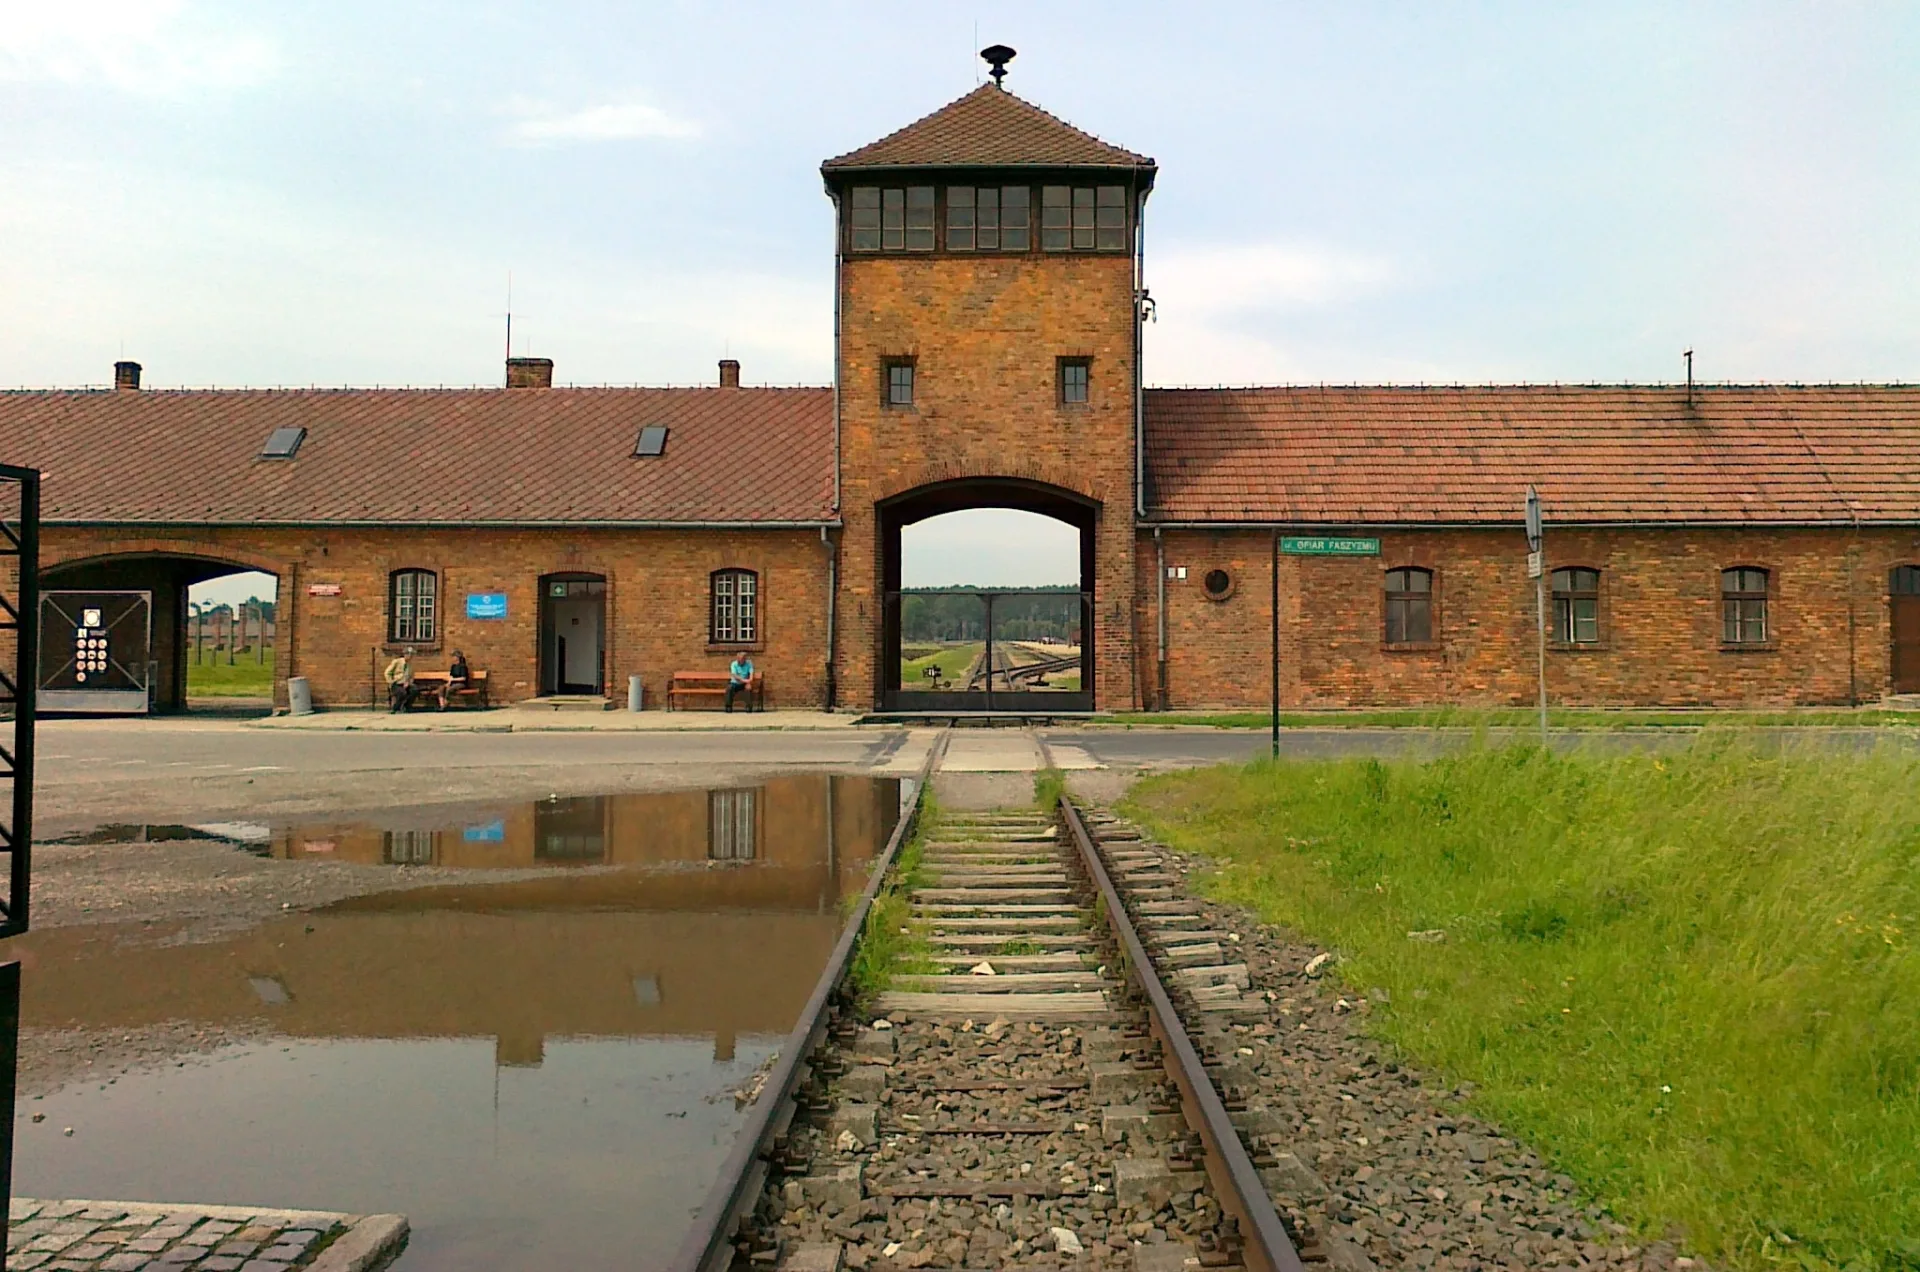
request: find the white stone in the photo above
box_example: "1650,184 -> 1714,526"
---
1051,1227 -> 1083,1255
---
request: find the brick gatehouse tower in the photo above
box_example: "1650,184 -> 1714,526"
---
822,59 -> 1156,712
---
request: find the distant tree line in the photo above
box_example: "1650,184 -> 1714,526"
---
901,588 -> 1083,642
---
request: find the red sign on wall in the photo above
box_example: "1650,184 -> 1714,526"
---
307,582 -> 342,597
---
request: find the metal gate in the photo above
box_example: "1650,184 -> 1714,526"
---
39,590 -> 152,714
885,587 -> 1091,713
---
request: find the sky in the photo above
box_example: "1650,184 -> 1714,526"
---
7,1 -> 1920,596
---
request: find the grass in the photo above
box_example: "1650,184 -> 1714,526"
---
899,642 -> 983,690
1106,706 -> 1920,730
848,790 -> 942,1001
1123,740 -> 1920,1272
186,651 -> 275,697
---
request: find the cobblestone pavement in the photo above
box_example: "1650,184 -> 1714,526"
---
7,1200 -> 407,1272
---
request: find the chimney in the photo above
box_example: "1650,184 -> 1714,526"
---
114,360 -> 142,391
718,359 -> 741,389
506,357 -> 554,389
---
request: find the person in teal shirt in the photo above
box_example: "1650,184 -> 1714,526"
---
725,652 -> 755,713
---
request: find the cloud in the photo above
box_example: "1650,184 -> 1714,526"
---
504,97 -> 701,146
0,0 -> 276,93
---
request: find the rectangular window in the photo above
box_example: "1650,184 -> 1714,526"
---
1722,568 -> 1769,645
947,186 -> 975,250
708,789 -> 758,861
886,360 -> 914,407
1001,185 -> 1029,250
391,570 -> 437,644
1072,186 -> 1095,249
882,188 -> 904,251
1551,568 -> 1601,644
1041,185 -> 1071,252
905,186 -> 935,250
1095,186 -> 1128,250
1384,568 -> 1434,644
850,187 -> 881,252
711,570 -> 759,644
1060,358 -> 1090,405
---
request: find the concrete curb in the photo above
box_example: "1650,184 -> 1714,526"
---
309,1213 -> 409,1271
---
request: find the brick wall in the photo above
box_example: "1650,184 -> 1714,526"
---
42,525 -> 832,710
834,251 -> 1143,710
1143,525 -> 1920,708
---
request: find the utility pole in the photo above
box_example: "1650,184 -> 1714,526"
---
1526,486 -> 1547,745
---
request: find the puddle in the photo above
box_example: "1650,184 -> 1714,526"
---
4,774 -> 903,1270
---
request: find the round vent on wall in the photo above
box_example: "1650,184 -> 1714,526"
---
1203,569 -> 1234,601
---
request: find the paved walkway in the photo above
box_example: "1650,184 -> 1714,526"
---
248,707 -> 860,732
7,1201 -> 406,1272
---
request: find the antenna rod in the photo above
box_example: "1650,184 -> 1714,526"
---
505,272 -> 514,381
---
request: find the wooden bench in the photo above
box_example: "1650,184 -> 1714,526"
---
667,670 -> 765,711
411,669 -> 490,710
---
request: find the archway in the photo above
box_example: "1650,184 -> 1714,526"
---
42,551 -> 283,714
878,478 -> 1096,713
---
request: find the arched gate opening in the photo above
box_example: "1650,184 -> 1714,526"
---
42,552 -> 282,714
878,478 -> 1095,714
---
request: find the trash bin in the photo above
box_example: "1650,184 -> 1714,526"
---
288,675 -> 313,716
628,673 -> 645,712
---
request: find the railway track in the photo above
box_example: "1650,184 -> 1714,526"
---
672,747 -> 1331,1272
963,643 -> 1081,692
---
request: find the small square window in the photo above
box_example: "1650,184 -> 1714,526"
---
1059,359 -> 1090,405
886,361 -> 915,407
633,425 -> 668,457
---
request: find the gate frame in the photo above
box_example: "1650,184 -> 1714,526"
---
876,477 -> 1098,714
0,464 -> 41,1268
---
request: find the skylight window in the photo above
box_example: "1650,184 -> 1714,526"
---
259,426 -> 306,459
633,426 -> 669,457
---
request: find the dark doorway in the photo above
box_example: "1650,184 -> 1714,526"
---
878,478 -> 1095,713
1892,567 -> 1920,693
539,574 -> 606,696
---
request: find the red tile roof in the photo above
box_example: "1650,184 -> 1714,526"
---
0,386 -> 837,525
822,85 -> 1154,172
1144,385 -> 1920,525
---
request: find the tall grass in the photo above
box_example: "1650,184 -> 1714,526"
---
1125,739 -> 1920,1272
1105,707 -> 1920,730
847,792 -> 940,1001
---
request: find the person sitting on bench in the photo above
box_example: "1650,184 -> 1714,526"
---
383,647 -> 416,713
447,649 -> 471,694
725,651 -> 756,713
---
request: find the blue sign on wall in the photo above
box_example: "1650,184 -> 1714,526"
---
465,592 -> 508,620
462,819 -> 506,843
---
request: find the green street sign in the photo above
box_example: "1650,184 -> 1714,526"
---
1281,536 -> 1381,556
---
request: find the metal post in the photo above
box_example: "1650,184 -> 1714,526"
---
1526,486 -> 1546,745
227,605 -> 235,665
983,592 -> 995,714
1270,529 -> 1280,760
1536,570 -> 1548,743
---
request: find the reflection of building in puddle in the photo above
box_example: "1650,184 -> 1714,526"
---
280,775 -> 890,878
10,776 -> 901,1069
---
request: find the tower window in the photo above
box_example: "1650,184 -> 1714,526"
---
852,186 -> 936,253
850,187 -> 881,251
1042,186 -> 1129,252
946,186 -> 1030,252
904,186 -> 935,250
1059,358 -> 1090,405
885,360 -> 915,407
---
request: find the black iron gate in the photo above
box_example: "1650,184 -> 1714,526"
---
884,587 -> 1091,713
39,590 -> 152,714
0,465 -> 40,1269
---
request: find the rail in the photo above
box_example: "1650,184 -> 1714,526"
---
668,732 -> 947,1272
1058,794 -> 1307,1272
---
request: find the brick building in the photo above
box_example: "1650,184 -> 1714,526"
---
5,70 -> 1920,713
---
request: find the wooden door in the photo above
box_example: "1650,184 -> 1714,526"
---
1893,596 -> 1920,693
